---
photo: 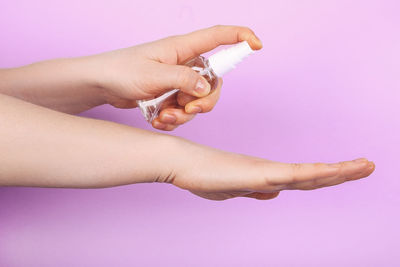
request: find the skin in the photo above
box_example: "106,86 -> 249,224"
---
0,25 -> 260,130
0,25 -> 375,200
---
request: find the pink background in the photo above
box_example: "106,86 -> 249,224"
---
1,0 -> 399,266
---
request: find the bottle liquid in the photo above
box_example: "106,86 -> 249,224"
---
136,41 -> 255,123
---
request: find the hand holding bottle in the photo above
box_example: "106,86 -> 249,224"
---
85,25 -> 263,130
0,25 -> 262,130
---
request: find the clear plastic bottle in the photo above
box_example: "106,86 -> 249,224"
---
136,41 -> 255,123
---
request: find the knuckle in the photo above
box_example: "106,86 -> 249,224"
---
177,67 -> 196,88
237,26 -> 255,38
242,26 -> 253,33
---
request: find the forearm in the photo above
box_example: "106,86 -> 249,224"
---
0,58 -> 105,114
0,93 -> 176,188
0,93 -> 375,197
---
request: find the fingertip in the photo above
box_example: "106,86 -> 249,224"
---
159,112 -> 177,124
236,26 -> 262,50
353,158 -> 370,169
152,119 -> 167,130
163,124 -> 178,131
352,158 -> 369,163
342,159 -> 375,182
346,161 -> 375,182
185,104 -> 202,114
366,161 -> 376,174
249,35 -> 263,50
194,76 -> 211,97
153,120 -> 177,131
369,161 -> 376,170
160,107 -> 197,125
360,161 -> 376,179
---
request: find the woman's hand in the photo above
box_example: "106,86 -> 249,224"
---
0,25 -> 261,131
86,25 -> 262,130
161,137 -> 375,200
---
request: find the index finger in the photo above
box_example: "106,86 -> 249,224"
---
173,25 -> 263,63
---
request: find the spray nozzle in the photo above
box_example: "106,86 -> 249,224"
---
207,41 -> 255,77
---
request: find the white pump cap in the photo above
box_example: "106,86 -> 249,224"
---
207,41 -> 255,77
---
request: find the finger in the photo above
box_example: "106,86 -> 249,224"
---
162,124 -> 178,131
185,78 -> 222,114
173,25 -> 263,63
348,161 -> 375,180
322,161 -> 375,187
159,107 -> 196,125
298,161 -> 375,190
177,91 -> 197,106
261,158 -> 372,190
176,76 -> 222,107
151,119 -> 178,131
154,63 -> 211,98
152,119 -> 168,130
242,192 -> 280,200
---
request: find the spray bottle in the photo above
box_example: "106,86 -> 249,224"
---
136,41 -> 255,122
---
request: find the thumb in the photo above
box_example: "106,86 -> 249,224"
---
152,63 -> 211,98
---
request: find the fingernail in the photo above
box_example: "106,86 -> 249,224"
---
161,113 -> 176,124
187,106 -> 202,114
153,120 -> 167,130
195,78 -> 210,96
367,162 -> 375,170
251,35 -> 263,49
353,158 -> 368,163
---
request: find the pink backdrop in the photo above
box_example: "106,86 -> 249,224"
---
1,0 -> 399,266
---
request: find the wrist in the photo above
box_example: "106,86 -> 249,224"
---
61,57 -> 108,106
35,57 -> 108,112
135,132 -> 193,184
0,58 -> 107,113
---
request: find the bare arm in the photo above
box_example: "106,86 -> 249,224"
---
0,93 -> 170,187
0,25 -> 263,130
0,58 -> 105,114
0,93 -> 374,200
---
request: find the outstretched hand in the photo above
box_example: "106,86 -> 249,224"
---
158,137 -> 375,200
86,25 -> 263,130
